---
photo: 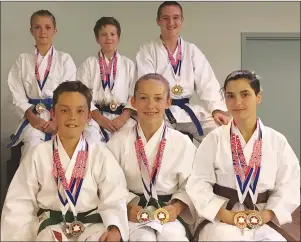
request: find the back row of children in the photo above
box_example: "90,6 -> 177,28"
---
2,1 -> 300,242
7,1 -> 229,161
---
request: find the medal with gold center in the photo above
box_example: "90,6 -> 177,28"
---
234,212 -> 248,229
110,100 -> 118,112
246,212 -> 263,229
137,209 -> 151,223
36,103 -> 46,114
171,85 -> 183,95
154,208 -> 169,224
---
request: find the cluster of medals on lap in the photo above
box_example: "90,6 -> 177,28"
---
137,206 -> 169,225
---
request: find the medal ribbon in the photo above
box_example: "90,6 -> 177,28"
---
98,51 -> 117,90
163,37 -> 182,76
231,119 -> 262,204
52,135 -> 88,217
134,125 -> 167,201
35,46 -> 54,92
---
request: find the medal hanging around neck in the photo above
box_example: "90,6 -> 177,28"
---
231,119 -> 263,205
34,46 -> 54,114
134,125 -> 169,224
52,135 -> 88,238
163,37 -> 183,96
98,51 -> 117,91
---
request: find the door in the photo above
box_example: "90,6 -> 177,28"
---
242,32 -> 300,160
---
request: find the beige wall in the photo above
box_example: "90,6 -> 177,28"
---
1,1 -> 300,164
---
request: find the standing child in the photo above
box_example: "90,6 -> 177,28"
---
7,9 -> 77,160
136,1 -> 229,143
77,17 -> 136,143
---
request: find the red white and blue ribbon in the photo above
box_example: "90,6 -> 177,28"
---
35,46 -> 54,92
134,124 -> 167,201
52,135 -> 88,217
162,37 -> 182,76
98,50 -> 117,90
230,119 -> 262,204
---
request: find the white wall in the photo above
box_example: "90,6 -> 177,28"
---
1,1 -> 300,164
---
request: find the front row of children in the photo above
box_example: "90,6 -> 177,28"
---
1,70 -> 300,241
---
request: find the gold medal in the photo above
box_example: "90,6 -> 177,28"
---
171,85 -> 183,95
137,209 -> 151,223
110,101 -> 118,112
154,208 -> 169,224
234,212 -> 248,229
246,212 -> 263,229
69,220 -> 85,237
35,103 -> 46,114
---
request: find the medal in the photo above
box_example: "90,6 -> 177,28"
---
61,222 -> 72,239
246,212 -> 263,229
137,209 -> 151,223
154,208 -> 169,224
234,212 -> 248,229
110,100 -> 118,112
69,220 -> 85,237
171,85 -> 183,95
35,103 -> 46,114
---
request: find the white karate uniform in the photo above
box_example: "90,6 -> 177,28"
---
7,46 -> 77,159
186,119 -> 300,241
1,135 -> 129,241
136,37 -> 227,142
107,121 -> 196,241
77,52 -> 137,143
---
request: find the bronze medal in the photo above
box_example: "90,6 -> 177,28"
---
137,209 -> 151,223
246,212 -> 263,229
69,220 -> 85,237
234,212 -> 248,229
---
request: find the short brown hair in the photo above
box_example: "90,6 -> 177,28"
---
157,1 -> 183,20
93,17 -> 121,37
53,81 -> 92,110
30,9 -> 56,29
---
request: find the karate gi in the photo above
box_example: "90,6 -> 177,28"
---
186,119 -> 300,241
136,37 -> 227,142
1,134 -> 129,241
7,46 -> 77,159
107,121 -> 196,241
77,52 -> 137,143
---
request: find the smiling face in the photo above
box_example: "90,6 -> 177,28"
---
52,92 -> 91,140
131,78 -> 171,126
157,5 -> 183,39
225,78 -> 262,123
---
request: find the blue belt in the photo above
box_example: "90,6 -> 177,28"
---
95,104 -> 125,143
7,98 -> 53,148
165,98 -> 203,136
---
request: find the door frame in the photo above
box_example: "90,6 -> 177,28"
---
241,32 -> 300,68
